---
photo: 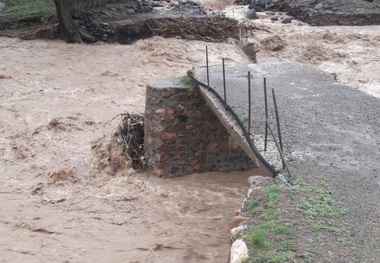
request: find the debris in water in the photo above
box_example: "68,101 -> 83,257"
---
116,113 -> 145,171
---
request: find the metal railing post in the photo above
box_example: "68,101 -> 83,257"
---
272,88 -> 283,152
206,46 -> 210,87
267,120 -> 292,179
222,58 -> 227,109
248,71 -> 251,135
264,77 -> 268,151
272,88 -> 284,169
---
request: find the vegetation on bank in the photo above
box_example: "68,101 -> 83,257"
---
0,0 -> 55,19
237,177 -> 353,262
181,75 -> 194,86
0,0 -> 126,20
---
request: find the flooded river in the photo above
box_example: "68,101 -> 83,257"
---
0,168 -> 257,262
1,5 -> 379,261
0,37 -> 254,262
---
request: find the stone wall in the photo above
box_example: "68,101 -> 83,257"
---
144,78 -> 255,177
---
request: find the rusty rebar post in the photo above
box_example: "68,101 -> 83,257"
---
222,58 -> 227,109
267,120 -> 292,179
206,46 -> 210,87
264,77 -> 268,151
248,71 -> 252,135
272,88 -> 284,169
272,88 -> 283,152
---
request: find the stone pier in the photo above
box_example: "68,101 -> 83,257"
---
144,78 -> 255,177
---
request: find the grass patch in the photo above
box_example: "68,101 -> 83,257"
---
248,227 -> 266,249
240,178 -> 351,263
278,240 -> 292,250
181,75 -> 194,86
273,225 -> 293,236
300,247 -> 315,263
266,185 -> 280,207
0,0 -> 55,19
247,197 -> 261,211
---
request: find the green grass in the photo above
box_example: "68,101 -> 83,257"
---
247,197 -> 260,211
266,185 -> 280,207
278,240 -> 292,250
243,185 -> 295,262
248,228 -> 266,249
0,0 -> 55,19
181,75 -> 194,86
300,248 -> 315,263
241,179 -> 350,263
273,225 -> 293,236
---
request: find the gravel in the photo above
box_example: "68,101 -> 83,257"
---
195,62 -> 380,261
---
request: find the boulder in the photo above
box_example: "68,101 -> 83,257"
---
234,0 -> 251,5
230,239 -> 248,263
247,175 -> 273,186
245,8 -> 257,19
230,216 -> 249,229
248,0 -> 266,11
241,40 -> 257,63
260,35 -> 285,51
282,17 -> 292,24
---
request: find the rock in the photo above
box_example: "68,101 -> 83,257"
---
187,0 -> 201,5
241,40 -> 257,63
282,17 -> 292,24
0,2 -> 5,13
247,175 -> 273,186
248,0 -> 265,11
230,216 -> 249,228
230,239 -> 248,263
260,35 -> 285,51
235,0 -> 251,5
315,3 -> 323,10
271,16 -> 279,21
266,11 -> 275,15
230,225 -> 248,237
245,8 -> 257,19
249,0 -> 284,11
247,175 -> 255,185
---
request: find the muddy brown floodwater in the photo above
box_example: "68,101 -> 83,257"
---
1,7 -> 380,262
0,168 -> 258,263
0,37 -> 253,262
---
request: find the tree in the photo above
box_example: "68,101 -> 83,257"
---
53,0 -> 96,43
53,0 -> 82,43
